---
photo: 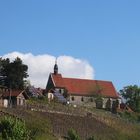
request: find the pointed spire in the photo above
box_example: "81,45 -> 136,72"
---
55,58 -> 57,65
54,58 -> 58,75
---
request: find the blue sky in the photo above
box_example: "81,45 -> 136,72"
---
0,0 -> 140,90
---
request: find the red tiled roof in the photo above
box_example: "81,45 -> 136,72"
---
51,73 -> 119,98
2,90 -> 24,97
51,73 -> 65,87
96,80 -> 118,98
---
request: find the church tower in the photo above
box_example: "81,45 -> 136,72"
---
54,59 -> 58,75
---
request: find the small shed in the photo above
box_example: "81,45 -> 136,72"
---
1,90 -> 29,107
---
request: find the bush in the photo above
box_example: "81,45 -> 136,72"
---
118,111 -> 140,122
88,136 -> 95,140
0,116 -> 30,140
67,129 -> 80,140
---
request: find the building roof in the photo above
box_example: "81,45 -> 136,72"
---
2,90 -> 29,99
28,86 -> 44,97
51,73 -> 65,87
51,73 -> 119,98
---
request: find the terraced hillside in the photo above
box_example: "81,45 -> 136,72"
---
1,103 -> 140,140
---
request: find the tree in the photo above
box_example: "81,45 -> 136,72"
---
0,58 -> 10,86
0,57 -> 28,90
120,85 -> 140,112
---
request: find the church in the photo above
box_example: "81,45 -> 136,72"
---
46,61 -> 120,108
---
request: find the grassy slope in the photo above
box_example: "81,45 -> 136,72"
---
1,108 -> 57,140
87,107 -> 140,140
1,101 -> 140,140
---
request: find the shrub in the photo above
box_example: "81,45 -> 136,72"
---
0,116 -> 30,140
67,129 -> 80,140
88,136 -> 95,140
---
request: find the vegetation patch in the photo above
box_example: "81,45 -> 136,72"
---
0,116 -> 29,140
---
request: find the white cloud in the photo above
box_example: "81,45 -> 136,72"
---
2,52 -> 95,88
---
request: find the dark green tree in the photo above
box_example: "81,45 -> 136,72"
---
120,85 -> 140,112
0,58 -> 10,86
0,57 -> 28,90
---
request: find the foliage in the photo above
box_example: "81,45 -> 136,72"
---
0,57 -> 28,90
2,108 -> 57,140
120,85 -> 140,112
67,129 -> 80,140
88,136 -> 95,140
0,116 -> 30,140
27,96 -> 48,105
118,111 -> 140,122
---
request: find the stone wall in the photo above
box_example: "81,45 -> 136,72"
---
69,95 -> 120,109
